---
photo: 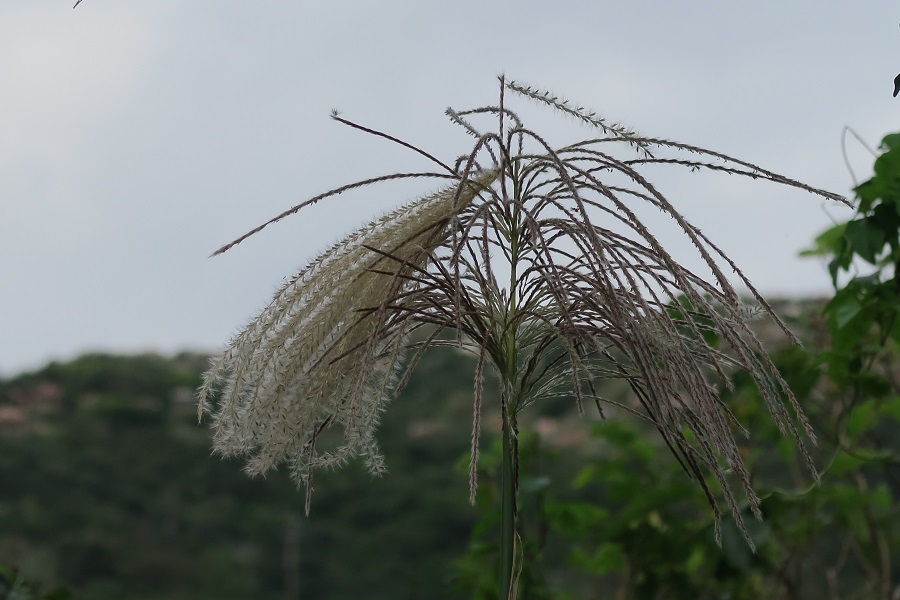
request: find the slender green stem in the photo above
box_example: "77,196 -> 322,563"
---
499,394 -> 517,600
498,162 -> 523,600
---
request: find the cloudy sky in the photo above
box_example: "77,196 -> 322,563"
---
1,2 -> 896,376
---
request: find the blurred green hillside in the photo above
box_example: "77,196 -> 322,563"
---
2,294 -> 899,599
0,349 -> 489,600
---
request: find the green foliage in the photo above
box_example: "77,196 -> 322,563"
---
451,432 -> 556,600
0,351 -> 478,600
549,420 -> 730,600
803,133 -> 900,364
0,564 -> 70,600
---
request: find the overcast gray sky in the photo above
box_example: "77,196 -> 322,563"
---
1,2 -> 897,376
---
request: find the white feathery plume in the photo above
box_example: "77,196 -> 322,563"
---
199,170 -> 499,503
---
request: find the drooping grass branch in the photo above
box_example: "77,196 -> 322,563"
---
198,76 -> 848,598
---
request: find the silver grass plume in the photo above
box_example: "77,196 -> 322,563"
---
198,170 -> 499,511
199,77 -> 848,544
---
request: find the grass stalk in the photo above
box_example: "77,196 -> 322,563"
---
498,380 -> 521,599
200,77 -> 847,593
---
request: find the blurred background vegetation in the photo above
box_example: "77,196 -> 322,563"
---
0,295 -> 896,599
0,349 -> 484,600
